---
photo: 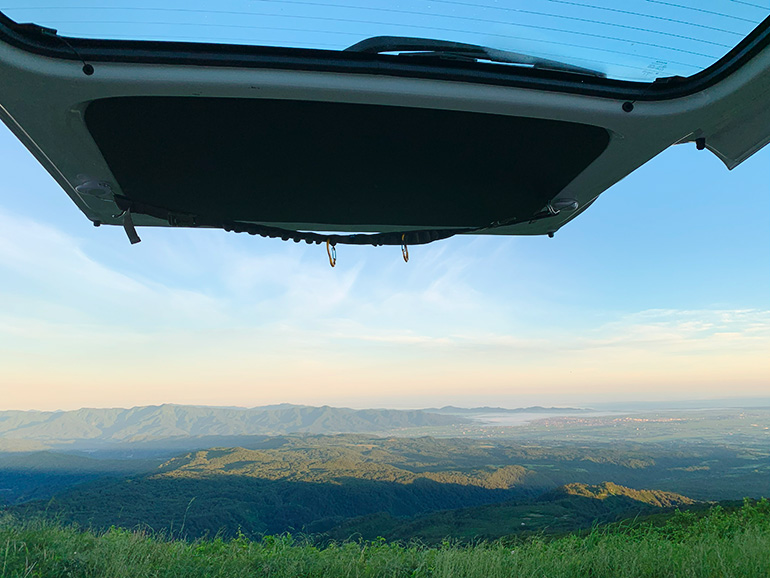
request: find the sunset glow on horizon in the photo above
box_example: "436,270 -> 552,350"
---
0,125 -> 768,411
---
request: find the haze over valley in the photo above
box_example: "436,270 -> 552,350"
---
2,400 -> 768,543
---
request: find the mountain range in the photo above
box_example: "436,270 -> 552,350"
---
0,403 -> 600,452
0,404 -> 469,450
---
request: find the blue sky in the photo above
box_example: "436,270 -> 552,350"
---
5,0 -> 768,81
0,121 -> 767,410
0,1 -> 768,410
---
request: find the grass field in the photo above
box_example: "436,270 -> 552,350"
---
1,500 -> 768,578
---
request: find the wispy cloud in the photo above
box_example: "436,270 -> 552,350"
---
583,308 -> 770,353
0,206 -> 767,410
0,209 -> 226,328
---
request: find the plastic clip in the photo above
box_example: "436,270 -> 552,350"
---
122,208 -> 141,245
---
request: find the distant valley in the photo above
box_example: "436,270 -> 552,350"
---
2,403 -> 769,544
8,429 -> 769,541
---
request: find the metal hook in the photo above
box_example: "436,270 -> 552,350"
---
326,239 -> 336,267
401,234 -> 409,263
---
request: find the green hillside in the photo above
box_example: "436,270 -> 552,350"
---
156,446 -> 534,489
12,438 -> 548,538
10,435 -> 729,541
0,451 -> 157,505
107,433 -> 770,502
1,499 -> 768,578
544,481 -> 695,507
326,482 -> 696,543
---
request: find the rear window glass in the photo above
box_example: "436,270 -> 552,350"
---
3,1 -> 769,82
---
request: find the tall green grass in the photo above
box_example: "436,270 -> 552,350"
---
2,499 -> 768,578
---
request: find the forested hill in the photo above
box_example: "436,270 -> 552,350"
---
11,436 -> 553,538
9,435 -> 706,540
12,433 -> 762,542
0,451 -> 156,505
543,482 -> 696,508
325,482 -> 697,543
0,404 -> 469,449
155,444 -> 537,489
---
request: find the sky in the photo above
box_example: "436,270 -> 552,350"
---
4,0 -> 768,82
0,126 -> 767,411
0,1 -> 768,411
